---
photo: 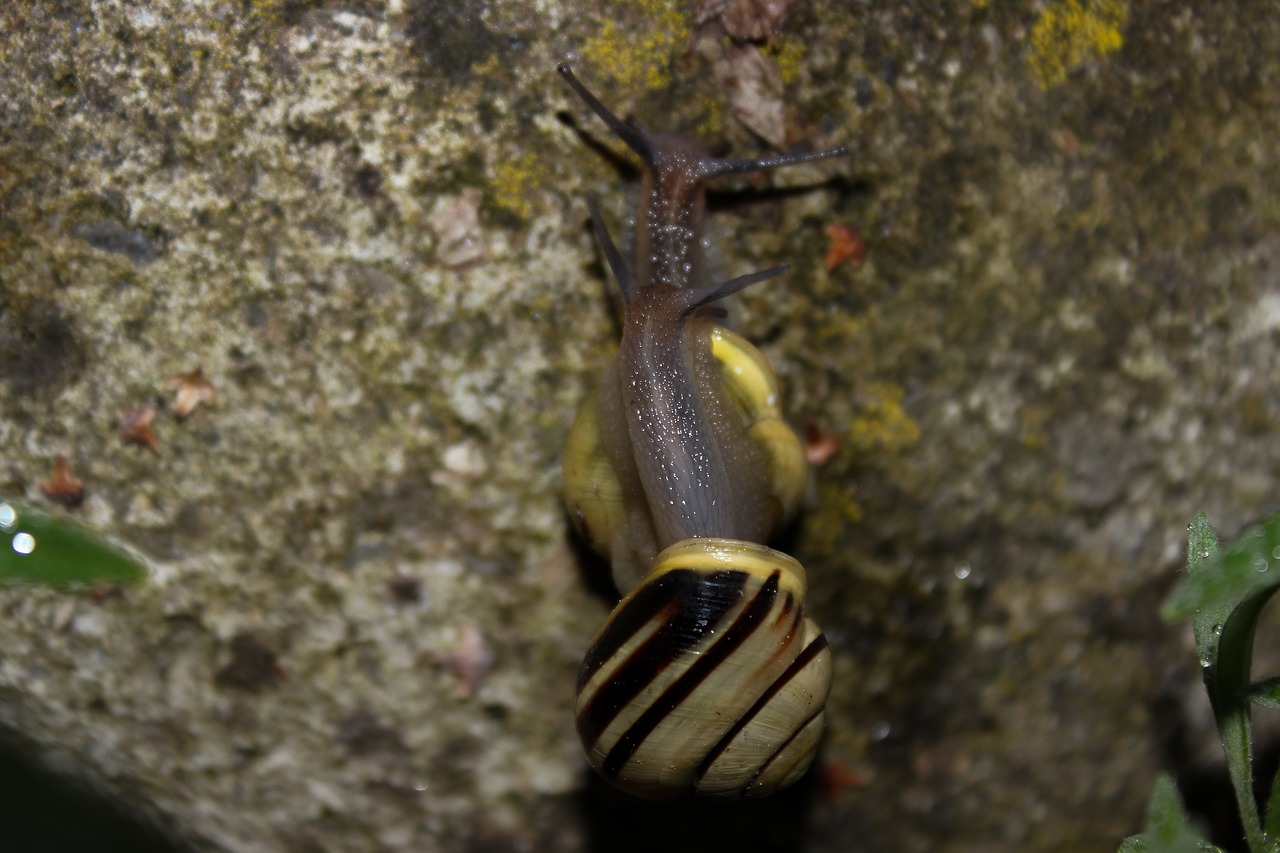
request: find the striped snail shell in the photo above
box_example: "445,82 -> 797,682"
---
576,538 -> 832,799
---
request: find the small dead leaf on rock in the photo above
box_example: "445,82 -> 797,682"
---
804,421 -> 840,466
819,758 -> 871,803
42,454 -> 85,507
1054,125 -> 1080,158
52,599 -> 77,632
87,586 -> 124,604
824,223 -> 865,271
216,632 -> 286,692
697,0 -> 797,41
431,623 -> 493,698
714,43 -> 786,148
165,367 -> 216,418
118,405 -> 162,455
428,189 -> 485,268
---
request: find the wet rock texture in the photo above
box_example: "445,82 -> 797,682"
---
1,1 -> 1277,851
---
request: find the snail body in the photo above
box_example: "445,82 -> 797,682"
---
559,64 -> 843,799
563,323 -> 808,590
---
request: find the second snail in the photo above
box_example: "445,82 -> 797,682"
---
559,64 -> 846,799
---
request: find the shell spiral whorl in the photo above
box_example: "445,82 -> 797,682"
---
559,64 -> 844,799
575,538 -> 832,798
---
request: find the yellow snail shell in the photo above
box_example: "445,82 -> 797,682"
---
574,538 -> 832,799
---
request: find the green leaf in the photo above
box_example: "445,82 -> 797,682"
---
1186,513 -> 1228,669
1163,514 -> 1280,622
0,500 -> 146,586
1246,677 -> 1280,711
1211,585 -> 1273,853
1165,513 -> 1278,853
1118,775 -> 1215,853
1264,759 -> 1280,843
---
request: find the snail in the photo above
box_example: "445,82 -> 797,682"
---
558,64 -> 844,799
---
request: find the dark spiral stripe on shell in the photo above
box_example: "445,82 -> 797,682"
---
600,570 -> 782,778
696,631 -> 830,789
576,568 -> 747,747
743,702 -> 828,792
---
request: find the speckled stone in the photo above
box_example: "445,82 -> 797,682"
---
1,1 -> 1278,851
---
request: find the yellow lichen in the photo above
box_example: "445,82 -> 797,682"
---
469,53 -> 507,80
767,37 -> 807,86
695,95 -> 725,140
847,382 -> 922,455
246,0 -> 294,25
805,482 -> 864,554
1028,0 -> 1127,89
579,0 -> 690,92
490,152 -> 543,220
1019,404 -> 1051,450
816,312 -> 866,347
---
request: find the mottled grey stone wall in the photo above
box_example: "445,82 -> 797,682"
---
1,1 -> 1277,851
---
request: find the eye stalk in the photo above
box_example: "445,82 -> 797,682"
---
558,63 -> 848,182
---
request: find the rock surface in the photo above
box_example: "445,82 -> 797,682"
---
1,1 -> 1278,851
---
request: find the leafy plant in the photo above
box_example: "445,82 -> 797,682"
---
1120,774 -> 1217,853
1121,512 -> 1280,852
